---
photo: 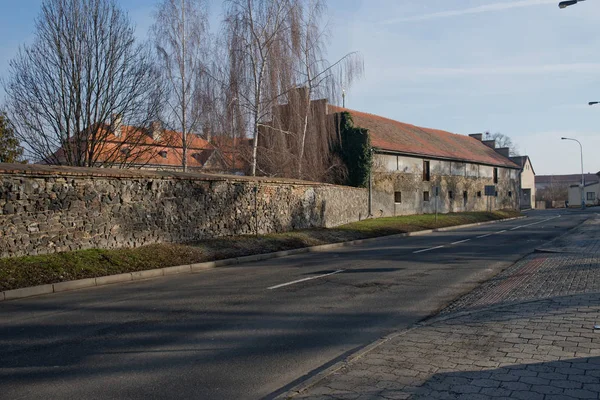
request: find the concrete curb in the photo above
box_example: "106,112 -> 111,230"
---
0,215 -> 526,303
53,278 -> 97,293
274,325 -> 423,400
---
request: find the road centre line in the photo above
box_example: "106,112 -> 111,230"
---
519,215 -> 561,228
413,245 -> 445,254
451,239 -> 471,245
268,270 -> 344,290
413,215 -> 562,255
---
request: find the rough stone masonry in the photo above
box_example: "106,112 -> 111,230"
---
0,164 -> 367,258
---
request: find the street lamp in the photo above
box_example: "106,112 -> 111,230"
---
559,0 -> 585,8
561,137 -> 585,209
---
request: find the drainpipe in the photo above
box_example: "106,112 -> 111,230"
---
368,147 -> 374,218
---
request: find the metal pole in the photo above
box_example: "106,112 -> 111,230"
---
368,168 -> 372,217
579,140 -> 585,209
435,188 -> 438,223
562,137 -> 585,209
368,148 -> 373,217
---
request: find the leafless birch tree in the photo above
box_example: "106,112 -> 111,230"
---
224,0 -> 298,176
3,0 -> 162,167
152,0 -> 209,172
287,0 -> 363,179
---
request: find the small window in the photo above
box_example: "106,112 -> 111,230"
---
477,191 -> 482,198
587,192 -> 595,201
463,191 -> 468,200
495,191 -> 498,197
423,191 -> 430,202
158,150 -> 168,158
394,191 -> 402,203
423,160 -> 431,181
493,168 -> 498,184
508,191 -> 512,197
448,190 -> 454,199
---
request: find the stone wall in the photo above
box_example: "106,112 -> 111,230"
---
0,164 -> 368,258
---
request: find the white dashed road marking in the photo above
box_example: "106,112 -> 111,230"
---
268,270 -> 344,290
412,215 -> 562,255
451,239 -> 471,245
413,245 -> 445,254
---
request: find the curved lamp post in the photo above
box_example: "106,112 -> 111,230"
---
559,0 -> 586,8
561,137 -> 585,209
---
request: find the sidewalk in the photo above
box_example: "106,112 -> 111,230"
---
290,217 -> 600,400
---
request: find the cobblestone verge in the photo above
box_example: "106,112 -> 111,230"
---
443,216 -> 600,315
293,217 -> 600,400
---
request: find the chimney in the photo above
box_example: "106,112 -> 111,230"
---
496,147 -> 510,158
482,140 -> 496,149
203,125 -> 212,143
111,114 -> 123,138
151,120 -> 162,141
469,133 -> 483,141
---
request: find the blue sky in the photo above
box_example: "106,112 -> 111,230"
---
1,0 -> 600,175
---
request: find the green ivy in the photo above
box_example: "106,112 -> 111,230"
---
334,112 -> 372,188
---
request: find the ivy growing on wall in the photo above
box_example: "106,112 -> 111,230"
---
334,112 -> 372,188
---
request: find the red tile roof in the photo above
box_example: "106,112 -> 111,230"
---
329,106 -> 519,169
46,124 -> 228,170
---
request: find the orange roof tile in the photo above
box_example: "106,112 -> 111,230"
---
329,106 -> 519,169
46,124 -> 223,169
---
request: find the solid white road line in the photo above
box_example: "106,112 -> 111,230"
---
413,245 -> 445,254
477,234 -> 493,238
451,239 -> 471,245
268,270 -> 344,290
496,230 -> 507,234
510,226 -> 523,231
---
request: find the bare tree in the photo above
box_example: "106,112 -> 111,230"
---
3,0 -> 162,167
485,131 -> 520,157
287,0 -> 363,179
152,0 -> 210,172
224,0 -> 298,176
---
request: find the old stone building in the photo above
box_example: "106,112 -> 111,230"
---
337,109 -> 521,216
258,93 -> 522,215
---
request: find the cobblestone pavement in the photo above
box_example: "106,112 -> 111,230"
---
291,217 -> 600,400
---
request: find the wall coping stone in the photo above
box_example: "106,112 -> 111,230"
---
0,162 -> 352,188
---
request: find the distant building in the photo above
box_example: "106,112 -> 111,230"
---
536,174 -> 599,190
510,156 -> 536,209
568,181 -> 600,207
536,173 -> 599,207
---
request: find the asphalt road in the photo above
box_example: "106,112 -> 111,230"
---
0,209 -> 595,400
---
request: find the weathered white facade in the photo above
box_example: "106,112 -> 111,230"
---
372,153 -> 520,217
511,156 -> 536,209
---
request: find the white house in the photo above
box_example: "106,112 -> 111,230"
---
568,181 -> 600,207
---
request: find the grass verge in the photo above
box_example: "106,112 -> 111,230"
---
0,210 -> 521,292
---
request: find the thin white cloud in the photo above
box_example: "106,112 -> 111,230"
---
388,63 -> 600,77
381,0 -> 557,24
